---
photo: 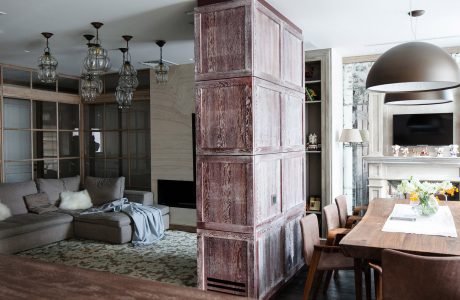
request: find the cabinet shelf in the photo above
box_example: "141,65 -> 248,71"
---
305,100 -> 322,104
306,150 -> 321,153
305,80 -> 321,84
306,210 -> 322,215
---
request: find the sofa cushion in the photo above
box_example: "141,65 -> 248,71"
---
85,177 -> 125,206
0,181 -> 37,215
0,212 -> 73,239
153,204 -> 169,215
24,192 -> 58,215
36,176 -> 80,205
74,212 -> 131,228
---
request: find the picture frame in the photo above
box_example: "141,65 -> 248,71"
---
308,196 -> 321,211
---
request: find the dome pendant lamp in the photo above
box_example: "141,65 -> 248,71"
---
384,89 -> 454,105
366,9 -> 460,93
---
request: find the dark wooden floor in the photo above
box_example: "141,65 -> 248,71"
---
275,267 -> 373,300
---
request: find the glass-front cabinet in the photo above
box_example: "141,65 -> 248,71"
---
84,100 -> 150,190
2,98 -> 80,182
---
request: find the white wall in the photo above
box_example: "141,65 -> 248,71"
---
329,49 -> 344,201
150,64 -> 196,227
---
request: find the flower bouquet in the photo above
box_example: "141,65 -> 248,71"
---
396,177 -> 458,216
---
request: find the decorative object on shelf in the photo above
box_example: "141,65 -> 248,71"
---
401,147 -> 409,157
397,177 -> 458,216
450,144 -> 459,157
435,147 -> 444,158
339,129 -> 363,147
307,133 -> 318,150
80,34 -> 103,102
366,9 -> 460,93
392,145 -> 400,157
384,90 -> 454,105
115,35 -> 138,110
308,196 -> 321,211
83,22 -> 111,75
154,40 -> 169,84
420,146 -> 429,157
305,64 -> 317,80
305,87 -> 317,101
37,32 -> 58,83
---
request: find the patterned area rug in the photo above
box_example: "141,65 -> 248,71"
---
16,230 -> 197,287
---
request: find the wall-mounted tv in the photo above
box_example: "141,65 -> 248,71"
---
393,113 -> 453,146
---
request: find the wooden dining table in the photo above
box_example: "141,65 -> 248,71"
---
340,198 -> 460,300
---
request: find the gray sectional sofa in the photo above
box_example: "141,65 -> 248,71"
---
0,176 -> 169,254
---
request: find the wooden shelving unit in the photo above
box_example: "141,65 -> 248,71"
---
305,50 -> 327,236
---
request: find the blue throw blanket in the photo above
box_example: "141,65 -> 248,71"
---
81,199 -> 164,246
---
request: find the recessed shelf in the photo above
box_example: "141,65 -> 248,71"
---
305,100 -> 322,104
305,80 -> 321,84
306,210 -> 322,215
306,150 -> 321,153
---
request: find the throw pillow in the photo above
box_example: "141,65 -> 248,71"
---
85,176 -> 125,206
59,190 -> 92,210
0,202 -> 11,221
24,192 -> 58,215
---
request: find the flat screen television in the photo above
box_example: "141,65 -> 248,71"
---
393,113 -> 453,146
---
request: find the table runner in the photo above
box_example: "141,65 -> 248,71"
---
382,204 -> 458,237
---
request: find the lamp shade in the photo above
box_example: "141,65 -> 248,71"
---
366,42 -> 460,93
384,89 -> 454,105
339,129 -> 363,143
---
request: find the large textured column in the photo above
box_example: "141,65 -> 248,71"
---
195,1 -> 305,298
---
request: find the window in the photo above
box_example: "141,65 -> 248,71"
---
3,98 -> 80,182
84,101 -> 150,190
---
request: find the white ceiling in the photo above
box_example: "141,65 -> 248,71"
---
268,0 -> 460,56
1,0 -> 460,76
0,0 -> 195,76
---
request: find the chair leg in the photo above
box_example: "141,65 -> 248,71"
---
304,250 -> 321,300
364,264 -> 371,300
323,270 -> 333,294
374,268 -> 382,300
313,271 -> 324,299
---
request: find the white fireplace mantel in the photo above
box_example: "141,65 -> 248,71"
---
364,156 -> 460,200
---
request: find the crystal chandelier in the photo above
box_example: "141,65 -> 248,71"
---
81,34 -> 103,102
115,35 -> 138,109
37,32 -> 58,83
154,40 -> 169,84
83,22 -> 111,75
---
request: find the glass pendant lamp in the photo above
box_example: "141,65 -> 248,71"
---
83,22 -> 111,75
81,34 -> 103,102
154,40 -> 169,84
37,32 -> 58,83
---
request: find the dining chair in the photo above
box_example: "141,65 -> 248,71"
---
323,203 -> 349,245
335,195 -> 366,228
324,203 -> 372,299
300,214 -> 354,300
370,249 -> 460,300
